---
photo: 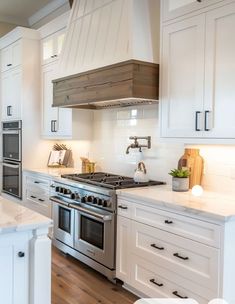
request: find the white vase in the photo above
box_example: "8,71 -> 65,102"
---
172,177 -> 189,192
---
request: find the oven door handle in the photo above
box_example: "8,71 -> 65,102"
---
70,204 -> 113,222
50,196 -> 70,207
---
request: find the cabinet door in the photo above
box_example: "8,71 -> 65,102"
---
1,71 -> 12,120
204,2 -> 235,138
41,29 -> 65,65
41,62 -> 72,138
160,15 -> 205,138
0,232 -> 29,304
1,46 -> 12,72
116,216 -> 131,283
162,0 -> 223,22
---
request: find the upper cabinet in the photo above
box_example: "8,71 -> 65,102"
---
41,29 -> 65,65
162,0 -> 223,22
1,41 -> 21,72
160,1 -> 235,140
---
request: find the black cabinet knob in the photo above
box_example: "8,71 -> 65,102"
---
18,252 -> 25,258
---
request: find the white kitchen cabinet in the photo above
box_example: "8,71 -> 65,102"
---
160,14 -> 205,138
203,2 -> 235,138
0,232 -> 29,304
116,196 -> 228,301
162,0 -> 223,22
41,29 -> 65,65
116,215 -> 131,283
161,1 -> 235,140
1,40 -> 21,72
1,67 -> 22,121
41,61 -> 72,139
23,172 -> 53,218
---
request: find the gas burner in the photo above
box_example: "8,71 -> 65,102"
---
61,172 -> 165,190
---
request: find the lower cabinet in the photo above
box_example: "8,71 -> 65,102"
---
116,198 -> 222,301
23,173 -> 52,218
0,232 -> 29,304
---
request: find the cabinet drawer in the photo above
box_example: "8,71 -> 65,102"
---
130,255 -> 214,303
117,199 -> 133,218
131,221 -> 219,292
26,175 -> 50,192
25,190 -> 51,218
132,203 -> 221,247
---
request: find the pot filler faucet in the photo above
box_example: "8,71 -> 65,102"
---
126,136 -> 151,154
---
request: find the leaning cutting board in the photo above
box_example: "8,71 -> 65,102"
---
178,149 -> 204,189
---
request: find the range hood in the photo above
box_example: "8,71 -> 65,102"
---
53,0 -> 160,109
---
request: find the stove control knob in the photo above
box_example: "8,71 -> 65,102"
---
60,187 -> 65,193
97,199 -> 103,206
81,196 -> 87,203
63,188 -> 71,195
87,196 -> 94,203
93,197 -> 98,204
55,186 -> 61,192
70,193 -> 75,200
102,200 -> 108,207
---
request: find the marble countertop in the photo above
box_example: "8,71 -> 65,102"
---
0,197 -> 52,233
23,167 -> 82,178
117,185 -> 235,222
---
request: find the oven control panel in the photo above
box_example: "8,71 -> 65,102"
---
52,182 -> 114,211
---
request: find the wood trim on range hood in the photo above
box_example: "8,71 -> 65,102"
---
52,60 -> 159,110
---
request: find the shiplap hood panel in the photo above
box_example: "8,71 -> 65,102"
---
54,0 -> 160,108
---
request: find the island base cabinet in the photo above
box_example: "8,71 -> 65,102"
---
0,232 -> 30,304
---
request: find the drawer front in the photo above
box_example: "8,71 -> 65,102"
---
132,202 -> 221,247
25,190 -> 51,218
26,175 -> 50,194
117,199 -> 133,218
130,255 -> 215,303
131,221 -> 219,292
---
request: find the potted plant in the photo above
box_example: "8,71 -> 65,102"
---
169,168 -> 190,192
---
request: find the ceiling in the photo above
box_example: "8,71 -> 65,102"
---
0,0 -> 56,26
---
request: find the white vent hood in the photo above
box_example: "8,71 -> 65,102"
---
58,0 -> 160,78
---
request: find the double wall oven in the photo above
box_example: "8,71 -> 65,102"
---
50,172 -> 164,280
2,121 -> 22,199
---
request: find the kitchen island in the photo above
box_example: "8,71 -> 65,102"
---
0,196 -> 52,304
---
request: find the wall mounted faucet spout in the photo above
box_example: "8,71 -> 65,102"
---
126,136 -> 151,154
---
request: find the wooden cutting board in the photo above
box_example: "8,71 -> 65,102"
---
178,149 -> 204,189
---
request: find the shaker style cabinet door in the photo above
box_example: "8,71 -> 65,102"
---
41,62 -> 72,139
1,41 -> 21,72
160,14 -> 205,138
0,233 -> 29,304
1,67 -> 22,121
203,2 -> 235,138
162,0 -> 223,22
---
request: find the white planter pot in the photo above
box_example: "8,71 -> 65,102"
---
172,177 -> 189,192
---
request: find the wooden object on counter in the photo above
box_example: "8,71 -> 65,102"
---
81,157 -> 95,173
178,149 -> 204,189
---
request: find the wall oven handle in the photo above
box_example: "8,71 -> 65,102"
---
3,162 -> 20,169
70,204 -> 113,221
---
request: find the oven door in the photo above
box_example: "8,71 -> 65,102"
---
52,200 -> 75,248
2,161 -> 22,198
73,205 -> 115,269
2,130 -> 21,162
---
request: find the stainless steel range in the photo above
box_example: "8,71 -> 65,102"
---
50,172 -> 164,280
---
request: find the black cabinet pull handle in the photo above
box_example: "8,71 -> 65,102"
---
51,120 -> 54,132
149,279 -> 163,287
118,205 -> 128,210
7,106 -> 12,116
204,110 -> 210,131
195,111 -> 202,131
173,253 -> 189,261
30,195 -> 37,199
150,244 -> 164,250
173,291 -> 188,299
34,181 -> 40,184
197,0 -> 202,2
18,252 -> 25,258
7,63 -> 12,67
164,220 -> 173,224
38,198 -> 45,202
53,120 -> 57,132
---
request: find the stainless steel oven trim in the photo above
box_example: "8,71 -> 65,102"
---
2,161 -> 22,199
2,126 -> 22,162
52,201 -> 75,248
74,208 -> 115,269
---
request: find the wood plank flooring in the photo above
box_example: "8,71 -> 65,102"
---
52,247 -> 138,304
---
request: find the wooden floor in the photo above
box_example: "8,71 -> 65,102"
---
52,247 -> 138,304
